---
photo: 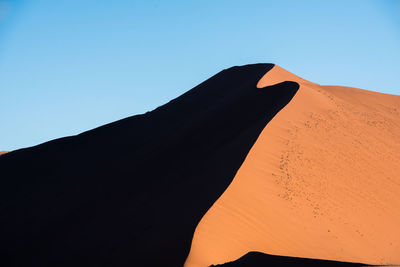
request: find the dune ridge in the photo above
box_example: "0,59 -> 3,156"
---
0,151 -> 9,156
185,65 -> 400,266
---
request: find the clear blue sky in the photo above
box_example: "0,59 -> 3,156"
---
1,0 -> 399,151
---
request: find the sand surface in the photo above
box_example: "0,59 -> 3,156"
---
0,151 -> 8,156
185,65 -> 400,266
1,64 -> 299,267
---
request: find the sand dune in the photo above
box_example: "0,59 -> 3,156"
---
0,64 -> 299,266
0,151 -> 8,156
185,65 -> 400,266
2,64 -> 398,266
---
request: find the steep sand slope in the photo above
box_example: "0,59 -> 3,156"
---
185,65 -> 400,266
0,151 -> 8,156
0,64 -> 300,267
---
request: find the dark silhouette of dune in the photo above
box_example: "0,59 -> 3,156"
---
210,252 -> 370,267
0,64 -> 299,266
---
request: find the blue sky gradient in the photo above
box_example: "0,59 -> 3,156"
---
1,0 -> 399,150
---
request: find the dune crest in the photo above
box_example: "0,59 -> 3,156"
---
0,151 -> 9,156
257,64 -> 315,87
185,65 -> 400,266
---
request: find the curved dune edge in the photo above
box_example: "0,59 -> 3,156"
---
0,151 -> 9,156
185,65 -> 400,267
211,251 -> 369,267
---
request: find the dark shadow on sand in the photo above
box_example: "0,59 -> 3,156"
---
211,251 -> 372,267
0,64 -> 299,266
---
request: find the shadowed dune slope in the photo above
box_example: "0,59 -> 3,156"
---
0,64 -> 299,266
185,65 -> 400,267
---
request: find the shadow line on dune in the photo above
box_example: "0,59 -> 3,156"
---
210,251 -> 373,267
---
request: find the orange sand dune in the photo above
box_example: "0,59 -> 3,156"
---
185,65 -> 400,266
0,151 -> 8,156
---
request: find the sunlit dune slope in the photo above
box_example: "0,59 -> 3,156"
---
185,65 -> 400,267
0,151 -> 8,156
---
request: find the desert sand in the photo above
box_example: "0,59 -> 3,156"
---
0,151 -> 8,156
185,65 -> 400,266
0,64 -> 300,266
